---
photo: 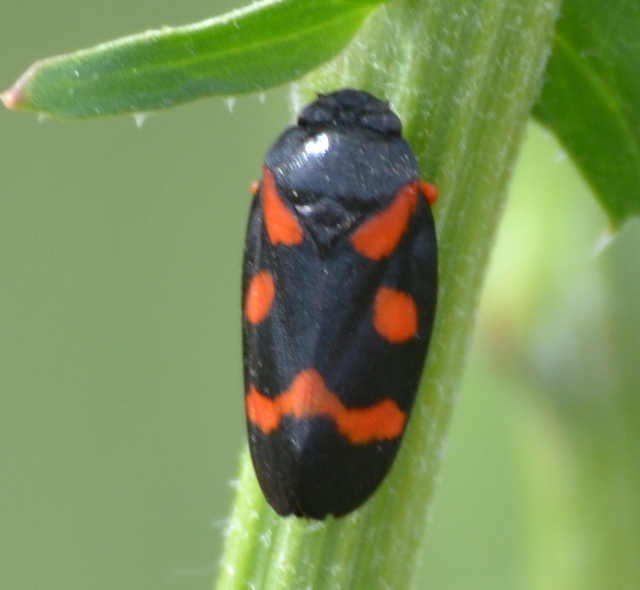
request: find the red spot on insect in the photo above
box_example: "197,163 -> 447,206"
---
246,369 -> 406,444
373,287 -> 418,343
262,166 -> 304,246
350,183 -> 418,260
419,182 -> 438,206
245,270 -> 276,325
250,181 -> 260,197
246,384 -> 281,432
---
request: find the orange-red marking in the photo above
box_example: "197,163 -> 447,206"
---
350,183 -> 418,260
419,181 -> 438,205
250,180 -> 260,197
245,270 -> 276,325
373,287 -> 418,343
262,166 -> 304,246
246,369 -> 406,444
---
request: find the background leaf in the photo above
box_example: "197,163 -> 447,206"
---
2,0 -> 381,119
533,0 -> 640,226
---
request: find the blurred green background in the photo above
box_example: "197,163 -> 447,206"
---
3,2 -> 633,589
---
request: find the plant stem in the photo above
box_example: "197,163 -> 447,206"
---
216,0 -> 561,588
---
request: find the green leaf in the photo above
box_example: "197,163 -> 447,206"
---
1,0 -> 382,119
533,0 -> 640,226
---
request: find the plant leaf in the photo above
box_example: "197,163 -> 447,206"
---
1,0 -> 382,119
533,0 -> 640,226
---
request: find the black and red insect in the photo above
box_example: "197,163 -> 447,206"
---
242,89 -> 438,519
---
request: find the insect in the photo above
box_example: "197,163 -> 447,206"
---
242,89 -> 438,519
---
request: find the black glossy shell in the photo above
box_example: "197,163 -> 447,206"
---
242,89 -> 438,519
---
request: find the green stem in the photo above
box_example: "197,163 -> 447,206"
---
216,0 -> 561,588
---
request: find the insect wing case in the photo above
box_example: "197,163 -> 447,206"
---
242,90 -> 437,519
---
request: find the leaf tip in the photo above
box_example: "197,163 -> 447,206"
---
2,86 -> 23,111
2,64 -> 37,112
